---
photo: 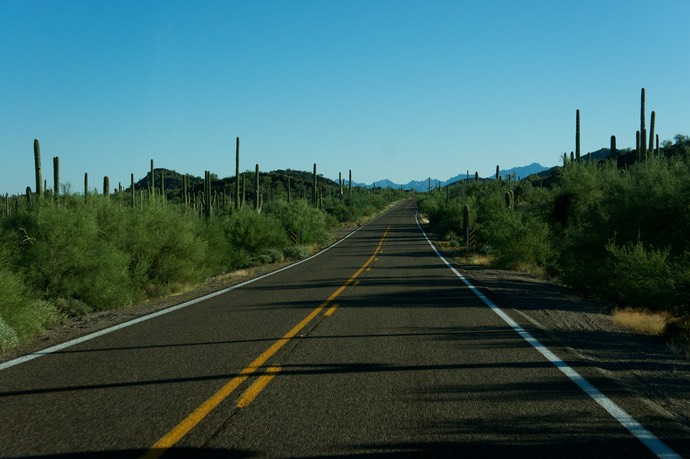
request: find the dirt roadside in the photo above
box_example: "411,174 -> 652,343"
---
459,264 -> 690,432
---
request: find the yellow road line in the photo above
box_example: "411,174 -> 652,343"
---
236,366 -> 281,409
324,303 -> 339,317
141,224 -> 392,459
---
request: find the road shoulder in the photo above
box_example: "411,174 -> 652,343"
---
458,263 -> 690,431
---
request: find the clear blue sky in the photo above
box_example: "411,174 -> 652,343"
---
1,0 -> 689,195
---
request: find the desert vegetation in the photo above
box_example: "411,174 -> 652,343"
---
0,143 -> 405,351
419,89 -> 690,353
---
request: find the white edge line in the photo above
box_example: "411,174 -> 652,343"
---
0,205 -> 401,372
414,211 -> 680,459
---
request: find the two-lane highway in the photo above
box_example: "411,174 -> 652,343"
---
0,200 -> 685,458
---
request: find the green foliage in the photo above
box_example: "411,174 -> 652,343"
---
0,163 -> 404,352
226,207 -> 287,260
2,202 -> 134,311
604,240 -> 672,310
419,138 -> 690,332
282,245 -> 309,260
265,199 -> 330,244
482,209 -> 553,270
0,255 -> 61,349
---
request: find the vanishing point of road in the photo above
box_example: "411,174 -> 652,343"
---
0,200 -> 687,458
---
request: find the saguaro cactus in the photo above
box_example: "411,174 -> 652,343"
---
131,173 -> 135,207
649,111 -> 656,157
33,139 -> 43,197
575,109 -> 580,159
505,191 -> 514,210
53,156 -> 59,201
610,135 -> 617,158
149,160 -> 155,199
462,204 -> 470,241
495,165 -> 500,180
254,164 -> 260,211
640,88 -> 647,157
235,137 -> 241,210
103,176 -> 110,198
204,170 -> 212,219
656,134 -> 660,156
84,172 -> 89,201
183,175 -> 189,207
349,169 -> 352,195
312,163 -> 318,207
242,173 -> 246,207
160,170 -> 165,201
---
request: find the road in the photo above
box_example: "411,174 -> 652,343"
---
0,199 -> 686,458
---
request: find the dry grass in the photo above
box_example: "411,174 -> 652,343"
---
459,253 -> 494,266
612,308 -> 668,336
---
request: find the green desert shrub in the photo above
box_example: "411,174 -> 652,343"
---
104,204 -> 209,295
3,203 -> 134,311
0,257 -> 61,350
226,208 -> 287,260
283,245 -> 309,260
482,208 -> 553,271
604,240 -> 672,310
265,200 -> 330,245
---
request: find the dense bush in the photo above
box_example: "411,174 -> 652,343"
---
419,136 -> 690,341
0,256 -> 61,350
0,187 -> 404,351
2,203 -> 134,311
265,199 -> 331,244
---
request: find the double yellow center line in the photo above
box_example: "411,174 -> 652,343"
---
141,224 -> 391,459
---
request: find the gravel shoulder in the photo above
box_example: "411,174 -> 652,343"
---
459,263 -> 690,431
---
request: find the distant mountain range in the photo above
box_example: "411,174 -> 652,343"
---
356,162 -> 551,192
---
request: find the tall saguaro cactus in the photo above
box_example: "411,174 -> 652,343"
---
160,170 -> 165,201
131,173 -> 135,207
575,109 -> 580,159
656,134 -> 660,156
649,111 -> 656,158
33,139 -> 43,197
462,204 -> 470,242
235,137 -> 241,210
349,169 -> 352,195
53,156 -> 59,201
610,135 -> 617,158
204,170 -> 212,219
254,164 -> 261,212
640,88 -> 647,158
312,163 -> 318,207
149,159 -> 155,199
103,176 -> 110,199
183,175 -> 189,207
84,172 -> 89,202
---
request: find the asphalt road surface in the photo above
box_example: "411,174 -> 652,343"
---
0,199 -> 686,458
